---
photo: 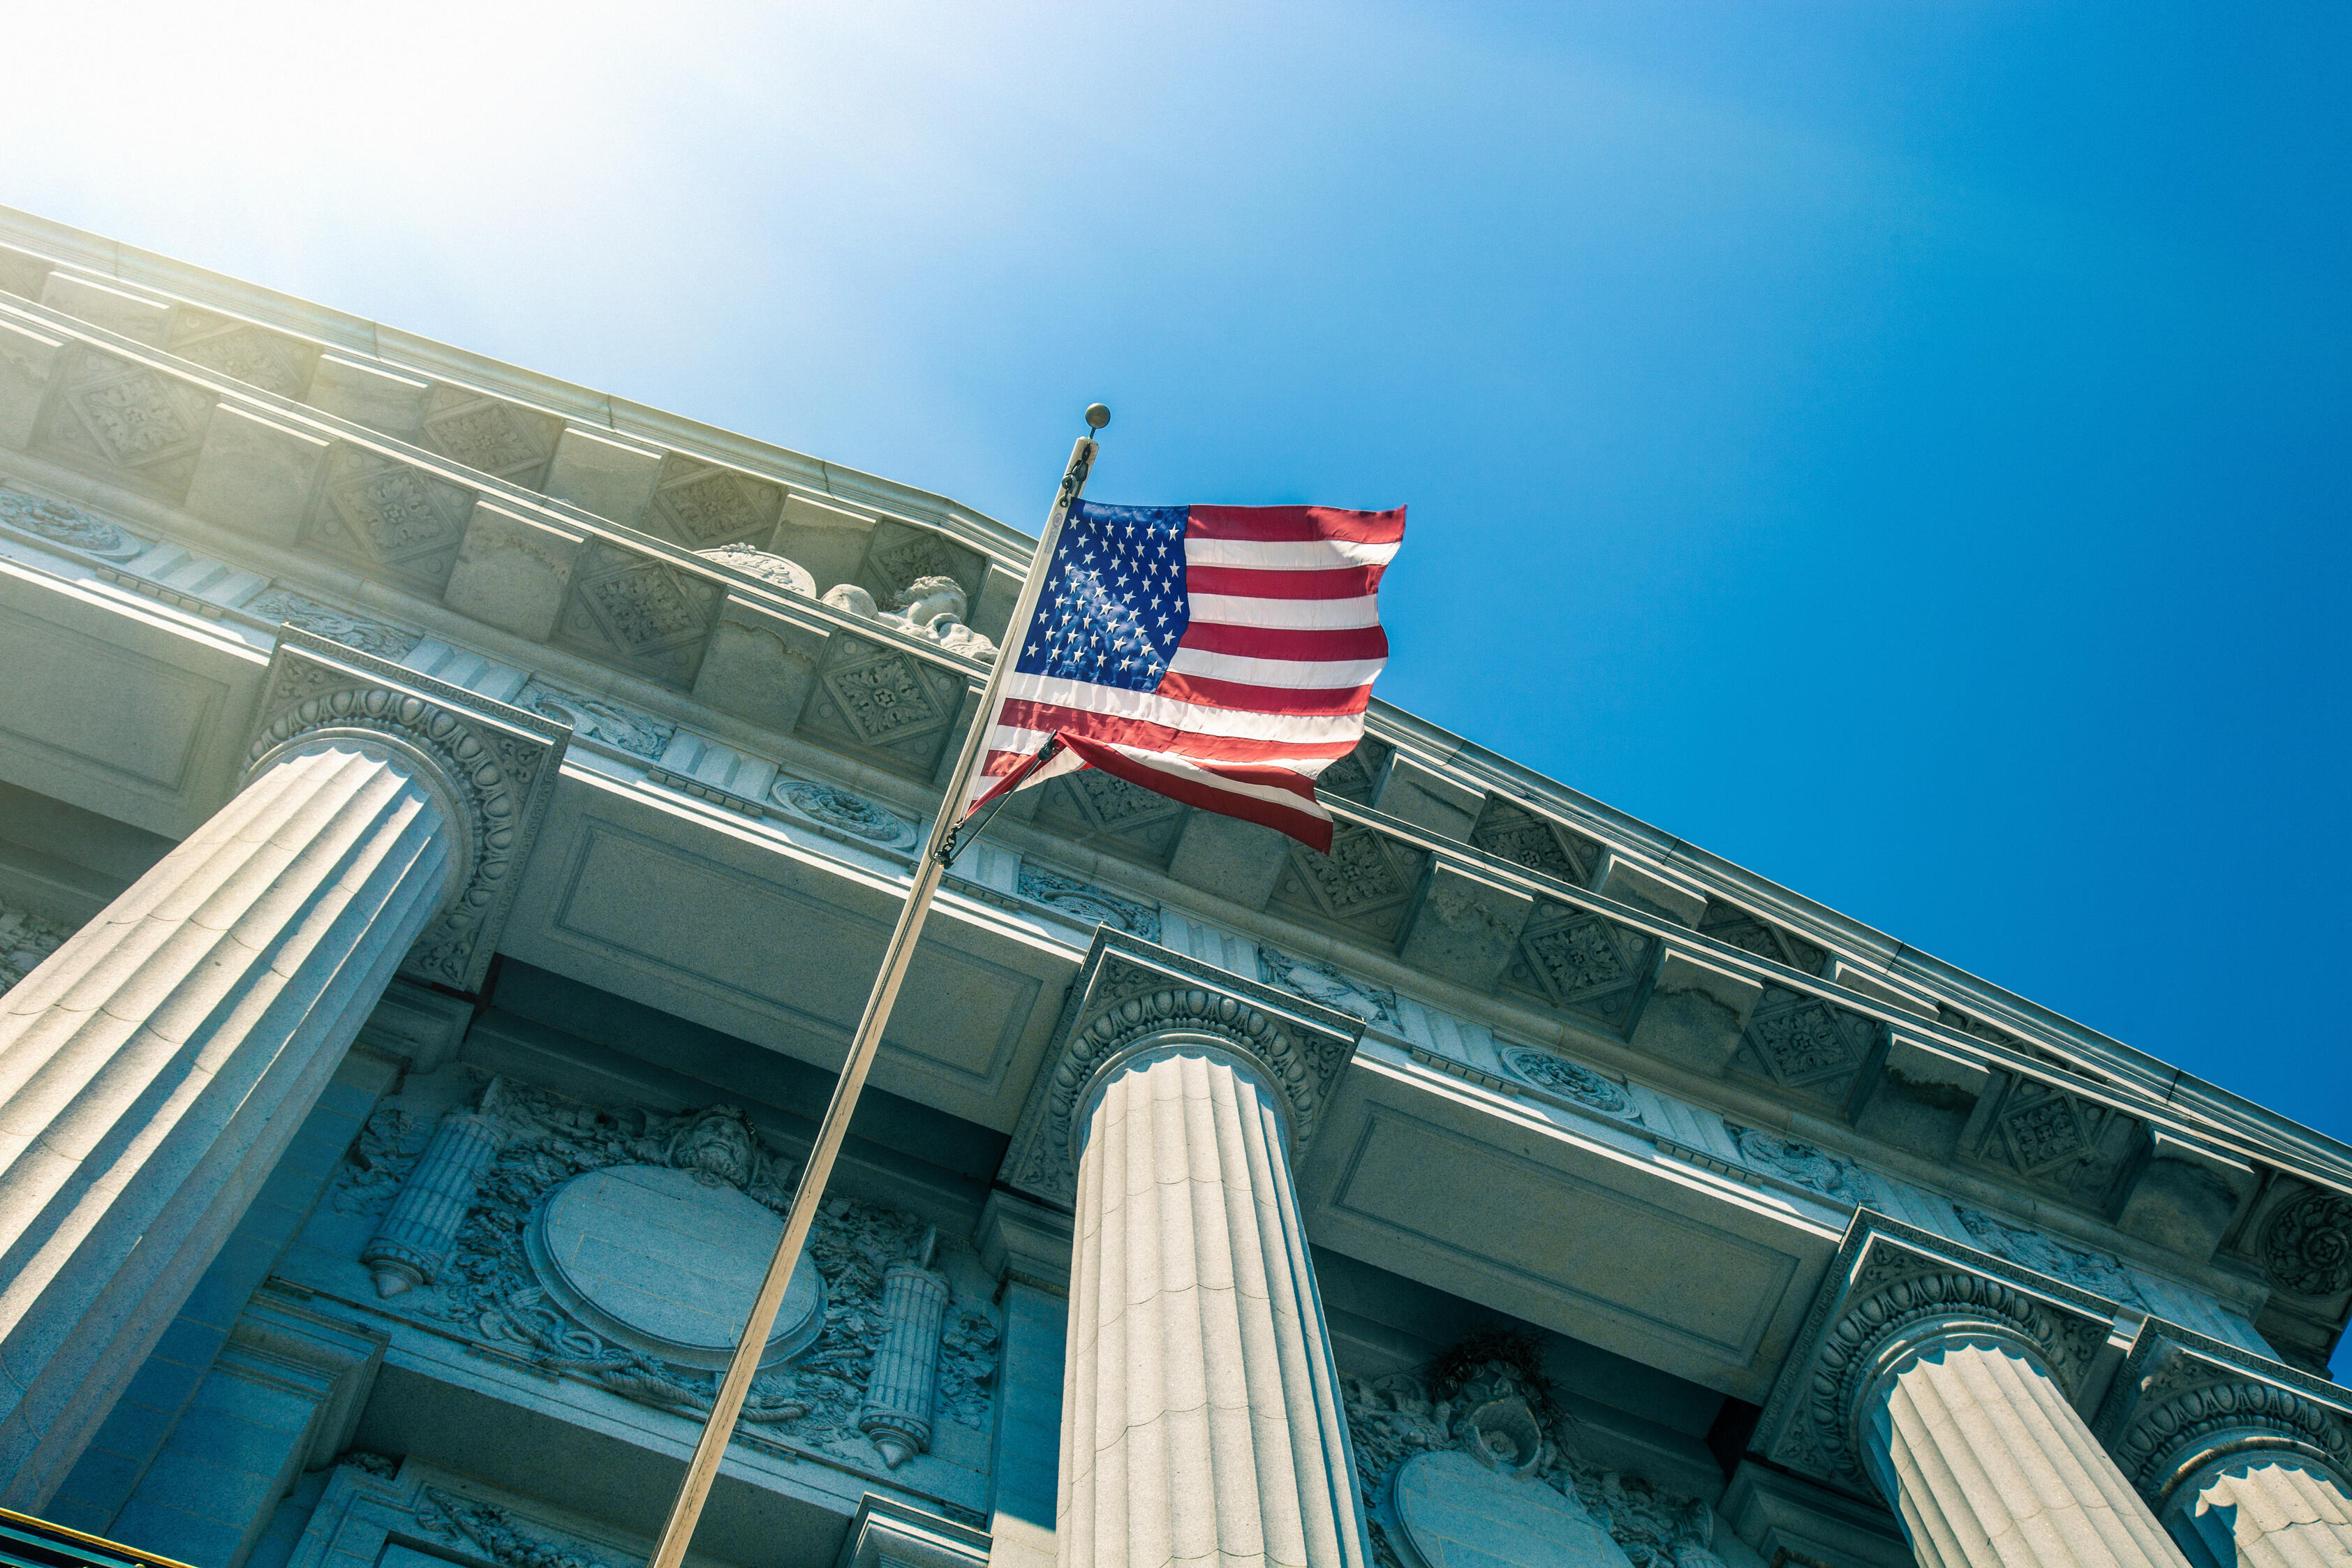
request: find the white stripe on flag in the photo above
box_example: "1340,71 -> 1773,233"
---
998,672 -> 1366,745
1184,538 -> 1403,569
1185,593 -> 1383,629
1166,646 -> 1389,686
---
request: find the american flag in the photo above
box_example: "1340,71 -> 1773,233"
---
962,500 -> 1406,852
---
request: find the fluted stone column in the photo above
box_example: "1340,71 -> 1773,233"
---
996,931 -> 1367,1568
1858,1330 -> 2186,1567
2096,1322 -> 2352,1568
1759,1215 -> 2188,1568
0,630 -> 561,1507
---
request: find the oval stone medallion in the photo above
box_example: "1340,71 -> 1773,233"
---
528,1164 -> 824,1368
1393,1449 -> 1633,1568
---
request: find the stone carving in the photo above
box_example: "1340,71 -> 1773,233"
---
859,1228 -> 949,1467
415,1486 -> 615,1568
870,531 -> 962,593
1504,1049 -> 1634,1118
165,311 -> 316,399
1002,933 -> 1364,1206
1471,799 -> 1599,887
2258,1187 -> 2352,1298
2099,1329 -> 2352,1512
654,462 -> 781,548
1035,767 -> 1189,863
1697,898 -> 1826,976
419,389 -> 559,485
1317,739 -> 1391,804
561,545 -> 721,685
337,1077 -> 997,1468
698,545 -> 815,598
363,1081 -> 509,1296
67,368 -> 206,468
244,629 -> 568,990
243,589 -> 422,660
333,1108 -> 424,1216
1281,824 -> 1423,925
1954,1206 -> 2147,1308
0,903 -> 73,999
1966,1074 -> 2140,1210
1017,866 -> 1160,940
1726,1125 -> 1875,1204
513,678 -> 675,760
1342,1332 -> 1724,1568
0,486 -> 147,561
1740,986 -> 1874,1092
1760,1218 -> 2115,1489
772,779 -> 918,847
1506,904 -> 1655,1028
824,577 -> 998,663
802,635 -> 963,771
313,448 -> 473,586
1257,946 -> 1398,1028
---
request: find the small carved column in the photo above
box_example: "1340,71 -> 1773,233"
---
364,1080 -> 510,1296
2096,1322 -> 2352,1568
0,632 -> 561,1508
998,932 -> 1368,1568
861,1227 -> 951,1467
1757,1214 -> 2188,1568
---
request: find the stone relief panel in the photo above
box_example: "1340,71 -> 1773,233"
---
242,588 -> 422,660
1953,1206 -> 2147,1307
857,517 -> 986,613
769,777 -> 920,850
0,902 -> 73,998
1502,902 -> 1656,1030
794,630 -> 968,777
0,483 -> 150,561
1695,898 -> 1826,977
1343,1333 -> 1729,1568
329,1076 -> 1000,1479
1317,737 -> 1392,806
555,540 -> 723,688
35,346 -> 214,498
1033,767 -> 1189,866
1960,1073 -> 2142,1213
2255,1183 -> 2352,1301
1471,798 -> 1601,888
1502,1046 -> 1639,1121
647,454 -> 784,549
302,444 -> 476,592
1723,1125 -> 1874,1206
1258,946 -> 1399,1028
1271,822 -> 1432,945
512,677 -> 676,760
163,306 -> 319,399
418,385 -> 561,487
1015,866 -> 1161,940
1733,986 -> 1876,1100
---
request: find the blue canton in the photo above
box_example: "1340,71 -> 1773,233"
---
1014,502 -> 1190,690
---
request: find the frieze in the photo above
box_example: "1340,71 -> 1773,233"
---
1258,945 -> 1398,1028
1754,1211 -> 2122,1496
771,777 -> 919,848
1016,866 -> 1161,941
242,629 -> 568,991
0,484 -> 148,561
1953,1206 -> 2147,1308
1000,929 -> 1364,1205
1503,1046 -> 1636,1120
244,588 -> 423,660
514,676 -> 676,760
1341,1332 -> 1727,1568
1725,1125 -> 1874,1205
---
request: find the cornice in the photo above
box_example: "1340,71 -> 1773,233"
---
996,929 -> 1365,1207
243,628 -> 568,991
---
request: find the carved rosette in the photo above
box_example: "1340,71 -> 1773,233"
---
2095,1321 -> 2352,1516
998,929 -> 1366,1205
242,628 -> 568,990
1754,1211 -> 2122,1495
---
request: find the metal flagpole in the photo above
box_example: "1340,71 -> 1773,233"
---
646,406 -> 1109,1568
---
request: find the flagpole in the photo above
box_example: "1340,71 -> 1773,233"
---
645,407 -> 1107,1568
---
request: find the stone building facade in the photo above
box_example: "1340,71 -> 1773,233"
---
0,204 -> 2344,1568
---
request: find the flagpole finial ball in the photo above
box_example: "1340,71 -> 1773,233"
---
1085,404 -> 1111,431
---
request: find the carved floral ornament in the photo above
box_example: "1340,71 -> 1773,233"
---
998,929 -> 1366,1205
1755,1212 -> 2122,1495
2257,1184 -> 2352,1299
242,629 -> 568,991
2093,1321 -> 2352,1512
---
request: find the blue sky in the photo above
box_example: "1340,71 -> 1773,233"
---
8,3 -> 2345,1275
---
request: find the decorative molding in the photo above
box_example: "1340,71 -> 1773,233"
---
1016,864 -> 1161,941
2258,1185 -> 2352,1299
1504,901 -> 1655,1028
513,676 -> 676,760
2094,1319 -> 2352,1511
0,483 -> 149,561
243,588 -> 422,660
998,928 -> 1365,1206
1754,1211 -> 2124,1497
1502,1046 -> 1637,1120
1258,945 -> 1398,1028
1726,1125 -> 1874,1205
1953,1206 -> 2147,1309
771,776 -> 919,848
242,628 -> 568,991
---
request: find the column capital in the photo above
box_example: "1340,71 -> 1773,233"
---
1754,1210 -> 2127,1498
997,928 -> 1365,1206
242,627 -> 569,991
2094,1318 -> 2352,1514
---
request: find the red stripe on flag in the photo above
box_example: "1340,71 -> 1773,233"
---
1185,563 -> 1386,600
995,699 -> 1361,763
1186,504 -> 1407,546
1177,621 -> 1390,660
1154,670 -> 1375,717
1055,735 -> 1333,853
